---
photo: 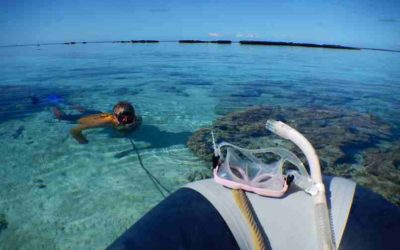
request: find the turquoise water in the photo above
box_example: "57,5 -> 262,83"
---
0,43 -> 399,249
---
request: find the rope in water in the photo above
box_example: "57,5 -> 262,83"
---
232,189 -> 267,250
129,138 -> 171,198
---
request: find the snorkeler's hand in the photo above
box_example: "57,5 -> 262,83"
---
70,127 -> 89,144
75,134 -> 89,144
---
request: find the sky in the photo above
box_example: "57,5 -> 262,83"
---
0,0 -> 399,49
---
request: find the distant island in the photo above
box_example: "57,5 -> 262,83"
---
179,40 -> 232,44
2,40 -> 399,53
113,40 -> 159,43
179,40 -> 208,43
178,40 -> 359,50
63,40 -> 160,45
239,41 -> 360,50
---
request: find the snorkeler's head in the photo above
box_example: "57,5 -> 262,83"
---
113,101 -> 136,125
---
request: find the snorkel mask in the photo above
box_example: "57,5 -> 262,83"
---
113,102 -> 136,129
212,121 -> 315,197
116,111 -> 135,125
212,139 -> 310,198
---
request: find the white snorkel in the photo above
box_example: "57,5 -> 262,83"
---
211,131 -> 220,157
266,120 -> 336,250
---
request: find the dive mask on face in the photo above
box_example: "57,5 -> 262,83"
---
116,111 -> 135,125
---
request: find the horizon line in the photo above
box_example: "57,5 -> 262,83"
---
0,40 -> 399,53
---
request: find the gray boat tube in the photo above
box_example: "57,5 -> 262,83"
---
107,178 -> 400,250
185,176 -> 353,249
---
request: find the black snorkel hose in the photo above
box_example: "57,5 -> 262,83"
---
129,138 -> 171,198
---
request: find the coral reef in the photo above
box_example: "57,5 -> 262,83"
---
187,106 -> 400,205
353,144 -> 400,205
159,86 -> 189,97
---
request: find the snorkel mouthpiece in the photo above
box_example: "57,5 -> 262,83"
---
211,131 -> 220,157
266,120 -> 294,140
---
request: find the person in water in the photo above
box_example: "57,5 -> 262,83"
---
53,101 -> 140,144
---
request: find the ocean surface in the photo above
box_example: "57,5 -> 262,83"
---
0,43 -> 399,249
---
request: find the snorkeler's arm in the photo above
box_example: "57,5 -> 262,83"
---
70,124 -> 92,144
70,113 -> 114,144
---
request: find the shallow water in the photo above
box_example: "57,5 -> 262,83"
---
0,43 -> 399,249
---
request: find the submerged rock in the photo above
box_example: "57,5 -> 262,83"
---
0,213 -> 8,232
12,126 -> 24,139
187,106 -> 399,205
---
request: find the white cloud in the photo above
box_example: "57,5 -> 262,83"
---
236,33 -> 259,39
208,32 -> 222,38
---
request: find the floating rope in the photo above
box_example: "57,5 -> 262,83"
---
232,189 -> 267,250
129,138 -> 170,198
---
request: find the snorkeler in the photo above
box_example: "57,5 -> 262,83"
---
53,101 -> 141,144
